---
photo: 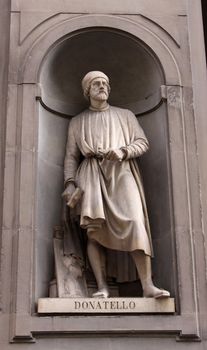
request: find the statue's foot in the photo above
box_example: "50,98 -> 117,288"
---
143,285 -> 170,299
92,288 -> 109,298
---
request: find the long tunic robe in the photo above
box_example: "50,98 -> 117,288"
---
64,105 -> 153,258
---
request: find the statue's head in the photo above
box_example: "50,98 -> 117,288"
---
81,71 -> 111,102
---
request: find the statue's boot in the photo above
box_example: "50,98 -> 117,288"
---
92,287 -> 110,298
131,250 -> 170,299
143,283 -> 170,298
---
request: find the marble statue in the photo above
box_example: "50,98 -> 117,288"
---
62,71 -> 170,299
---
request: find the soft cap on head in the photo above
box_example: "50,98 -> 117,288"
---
81,71 -> 110,98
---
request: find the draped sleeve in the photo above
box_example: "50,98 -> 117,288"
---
120,111 -> 149,160
64,118 -> 81,185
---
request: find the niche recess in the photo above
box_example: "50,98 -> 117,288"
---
36,28 -> 175,300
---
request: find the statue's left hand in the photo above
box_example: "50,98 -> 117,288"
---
62,183 -> 76,203
105,148 -> 125,161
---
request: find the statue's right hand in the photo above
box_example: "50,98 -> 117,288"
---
62,183 -> 76,203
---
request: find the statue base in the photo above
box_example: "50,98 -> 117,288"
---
38,297 -> 175,314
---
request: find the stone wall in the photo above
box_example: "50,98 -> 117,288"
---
0,0 -> 11,307
0,1 -> 207,349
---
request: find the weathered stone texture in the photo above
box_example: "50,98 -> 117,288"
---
0,0 -> 207,349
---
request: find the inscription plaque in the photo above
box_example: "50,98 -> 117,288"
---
38,298 -> 175,314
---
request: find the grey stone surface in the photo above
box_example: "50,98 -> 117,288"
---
36,107 -> 68,298
0,0 -> 11,311
0,0 -> 207,348
38,297 -> 175,314
11,0 -> 186,15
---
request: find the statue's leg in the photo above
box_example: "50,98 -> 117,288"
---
131,250 -> 170,298
87,238 -> 109,298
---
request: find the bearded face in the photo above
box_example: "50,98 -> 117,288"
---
89,78 -> 109,102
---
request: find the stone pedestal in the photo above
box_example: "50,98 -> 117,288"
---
38,297 -> 175,314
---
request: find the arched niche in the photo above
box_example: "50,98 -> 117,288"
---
39,28 -> 164,116
36,27 -> 176,299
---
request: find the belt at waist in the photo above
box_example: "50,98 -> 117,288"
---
85,154 -> 104,160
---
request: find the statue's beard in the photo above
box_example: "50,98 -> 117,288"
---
93,91 -> 108,101
97,94 -> 107,100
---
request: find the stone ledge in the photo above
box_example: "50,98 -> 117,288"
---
38,297 -> 175,314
